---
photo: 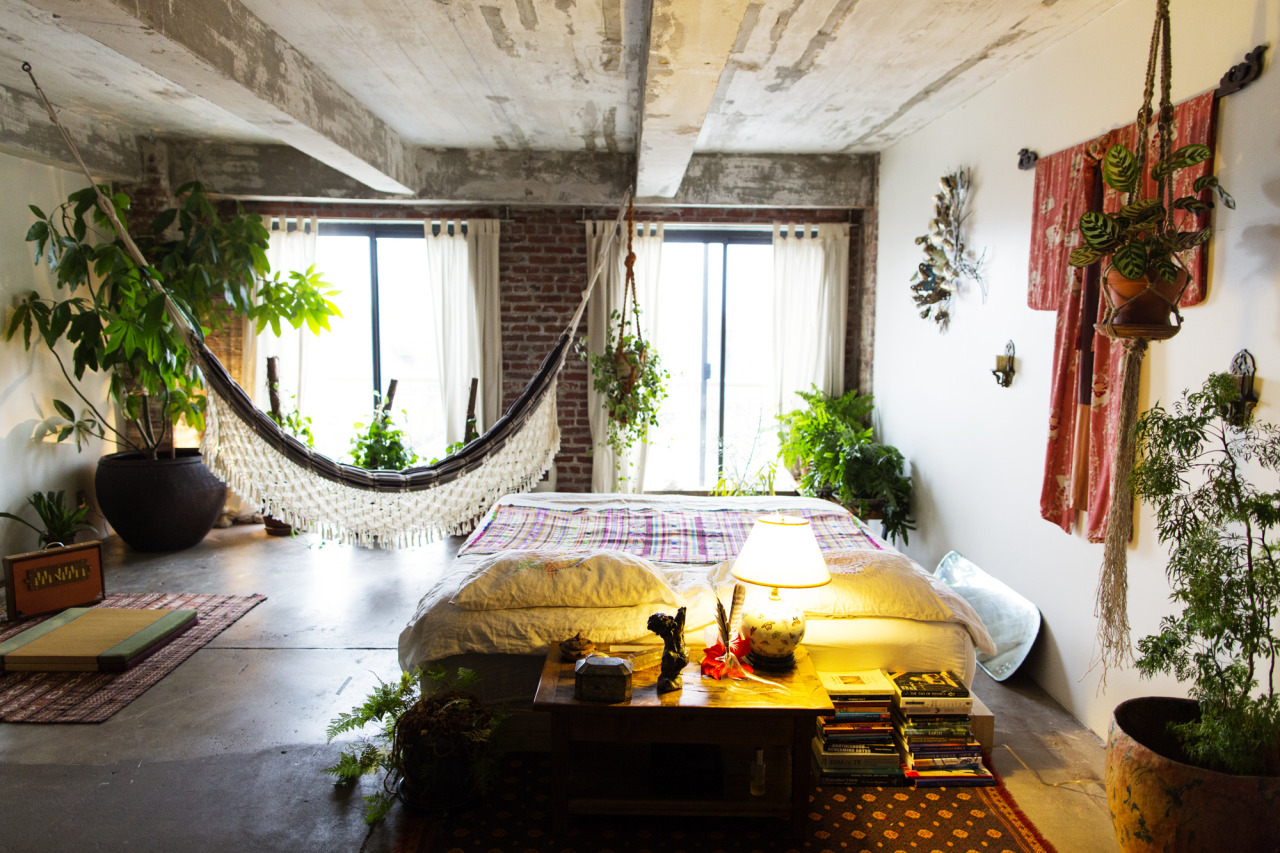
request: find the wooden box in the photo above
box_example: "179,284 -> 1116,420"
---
3,541 -> 105,621
573,656 -> 633,703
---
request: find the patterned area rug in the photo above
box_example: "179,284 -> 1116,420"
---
0,592 -> 264,723
409,753 -> 1058,853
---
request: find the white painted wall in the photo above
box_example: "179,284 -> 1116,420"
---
874,0 -> 1280,737
0,151 -> 106,557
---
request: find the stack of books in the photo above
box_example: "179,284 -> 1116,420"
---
812,669 -> 905,786
888,670 -> 994,788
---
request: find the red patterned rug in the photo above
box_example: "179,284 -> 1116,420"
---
0,592 -> 264,723
405,753 -> 1058,853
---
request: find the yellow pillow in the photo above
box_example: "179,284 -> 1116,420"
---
450,550 -> 683,611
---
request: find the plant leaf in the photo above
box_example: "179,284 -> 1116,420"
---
1079,211 -> 1120,250
1102,145 -> 1140,194
1112,242 -> 1148,280
1068,245 -> 1104,267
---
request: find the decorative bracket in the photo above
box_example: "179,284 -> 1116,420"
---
1216,44 -> 1267,99
1017,149 -> 1039,171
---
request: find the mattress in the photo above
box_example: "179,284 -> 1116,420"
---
398,492 -> 993,701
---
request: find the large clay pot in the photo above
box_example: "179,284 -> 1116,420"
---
1104,269 -> 1188,331
1105,697 -> 1280,852
95,449 -> 226,552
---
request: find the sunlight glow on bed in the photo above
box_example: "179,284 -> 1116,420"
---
732,514 -> 831,672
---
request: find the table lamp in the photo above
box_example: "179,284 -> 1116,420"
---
731,514 -> 831,672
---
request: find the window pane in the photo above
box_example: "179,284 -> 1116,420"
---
307,235 -> 374,459
645,243 -> 712,491
376,236 -> 447,460
722,243 -> 789,490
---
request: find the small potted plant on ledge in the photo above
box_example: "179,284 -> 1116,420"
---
778,385 -> 915,544
4,182 -> 339,551
0,490 -> 96,549
349,383 -> 419,470
1106,373 -> 1280,851
325,666 -> 503,822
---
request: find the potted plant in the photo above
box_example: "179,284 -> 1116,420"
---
583,307 -> 668,464
349,387 -> 419,470
778,385 -> 915,544
4,182 -> 339,551
1105,373 -> 1280,851
1065,6 -> 1233,336
325,666 -> 503,823
0,490 -> 96,548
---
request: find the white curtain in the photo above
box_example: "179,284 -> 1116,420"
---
426,219 -> 503,445
771,223 -> 849,414
467,220 -> 503,432
585,220 -> 664,493
245,216 -> 318,415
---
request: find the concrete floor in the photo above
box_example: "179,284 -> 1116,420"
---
0,524 -> 1119,852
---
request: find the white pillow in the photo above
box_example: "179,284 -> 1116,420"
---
450,549 -> 683,611
711,549 -> 952,621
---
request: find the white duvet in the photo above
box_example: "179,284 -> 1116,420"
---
397,493 -> 994,671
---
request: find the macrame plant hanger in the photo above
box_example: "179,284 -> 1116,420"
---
610,200 -> 647,409
1094,0 -> 1182,676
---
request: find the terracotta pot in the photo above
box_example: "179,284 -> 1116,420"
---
95,449 -> 226,552
1105,697 -> 1280,852
1105,269 -> 1188,329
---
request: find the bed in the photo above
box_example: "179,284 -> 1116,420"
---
398,492 -> 994,707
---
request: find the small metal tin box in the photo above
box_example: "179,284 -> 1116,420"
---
573,656 -> 633,703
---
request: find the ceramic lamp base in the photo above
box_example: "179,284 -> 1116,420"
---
740,588 -> 806,673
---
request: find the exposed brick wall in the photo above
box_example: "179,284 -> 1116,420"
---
241,201 -> 869,492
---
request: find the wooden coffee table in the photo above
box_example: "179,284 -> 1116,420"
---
532,644 -> 832,834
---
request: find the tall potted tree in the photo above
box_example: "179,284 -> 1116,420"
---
1105,373 -> 1280,851
5,182 -> 339,551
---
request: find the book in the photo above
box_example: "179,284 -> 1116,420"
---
811,757 -> 908,787
894,695 -> 974,715
818,669 -> 897,699
812,738 -> 901,771
888,670 -> 969,698
904,765 -> 995,788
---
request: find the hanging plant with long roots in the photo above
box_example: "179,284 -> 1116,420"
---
582,202 -> 669,464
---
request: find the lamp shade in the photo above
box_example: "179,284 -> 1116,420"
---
731,514 -> 831,589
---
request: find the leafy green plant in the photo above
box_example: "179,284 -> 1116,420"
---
1067,143 -> 1233,282
778,385 -> 915,544
1130,373 -> 1280,775
325,666 -> 503,823
581,308 -> 668,463
0,490 -> 96,548
349,396 -> 418,470
267,384 -> 315,449
4,182 -> 339,459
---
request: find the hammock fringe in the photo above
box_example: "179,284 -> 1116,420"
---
202,379 -> 562,548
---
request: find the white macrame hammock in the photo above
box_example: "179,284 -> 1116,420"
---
25,58 -> 628,547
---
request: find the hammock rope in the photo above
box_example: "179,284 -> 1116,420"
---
23,61 -> 631,546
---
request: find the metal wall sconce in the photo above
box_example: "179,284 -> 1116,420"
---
992,341 -> 1016,388
1225,349 -> 1259,426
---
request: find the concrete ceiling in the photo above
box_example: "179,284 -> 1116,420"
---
0,0 -> 1123,206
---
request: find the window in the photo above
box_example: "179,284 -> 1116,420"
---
304,223 -> 445,460
643,230 -> 796,492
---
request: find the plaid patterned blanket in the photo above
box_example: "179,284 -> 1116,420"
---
459,505 -> 883,563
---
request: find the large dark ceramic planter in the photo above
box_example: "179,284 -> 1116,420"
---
95,449 -> 226,552
1106,696 -> 1280,852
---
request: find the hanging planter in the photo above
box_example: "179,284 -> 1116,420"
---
582,202 -> 668,462
1064,0 -> 1235,675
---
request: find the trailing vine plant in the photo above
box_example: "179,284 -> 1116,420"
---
909,168 -> 985,331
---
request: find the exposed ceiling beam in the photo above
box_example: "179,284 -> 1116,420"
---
166,140 -> 871,209
26,0 -> 416,195
0,82 -> 140,181
635,0 -> 753,200
673,153 -> 877,209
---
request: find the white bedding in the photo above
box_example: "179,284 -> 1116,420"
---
398,492 -> 994,684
